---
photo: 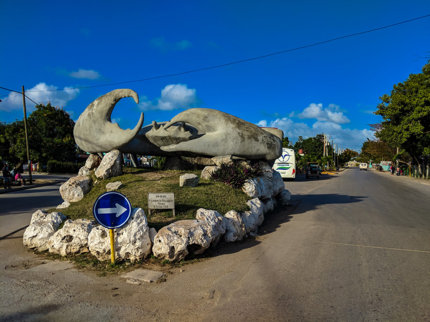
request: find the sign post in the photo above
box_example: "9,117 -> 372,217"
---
93,192 -> 132,263
148,193 -> 175,217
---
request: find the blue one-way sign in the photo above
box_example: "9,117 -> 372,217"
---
93,192 -> 132,229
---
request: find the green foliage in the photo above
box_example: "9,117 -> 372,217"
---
293,134 -> 328,161
47,160 -> 84,173
375,60 -> 430,163
338,148 -> 359,164
211,162 -> 262,189
282,137 -> 292,148
154,156 -> 166,169
293,134 -> 338,169
0,103 -> 77,165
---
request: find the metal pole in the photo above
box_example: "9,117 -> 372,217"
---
109,229 -> 115,263
22,86 -> 32,185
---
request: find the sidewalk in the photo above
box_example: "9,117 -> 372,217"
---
373,169 -> 430,187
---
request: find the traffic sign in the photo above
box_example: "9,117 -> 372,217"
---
93,192 -> 132,229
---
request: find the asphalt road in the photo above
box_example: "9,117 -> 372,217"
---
0,174 -> 72,238
1,168 -> 429,321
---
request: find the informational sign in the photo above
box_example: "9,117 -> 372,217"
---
148,193 -> 175,217
93,192 -> 132,229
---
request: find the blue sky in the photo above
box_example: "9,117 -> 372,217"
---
1,1 -> 429,152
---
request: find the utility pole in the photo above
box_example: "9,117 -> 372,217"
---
331,140 -> 334,169
22,86 -> 32,185
337,145 -> 339,167
323,134 -> 326,157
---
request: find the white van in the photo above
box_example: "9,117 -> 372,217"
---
273,148 -> 296,180
359,163 -> 368,171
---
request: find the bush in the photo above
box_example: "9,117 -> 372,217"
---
211,162 -> 262,189
47,160 -> 84,174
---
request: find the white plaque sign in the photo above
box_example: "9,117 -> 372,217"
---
148,193 -> 175,217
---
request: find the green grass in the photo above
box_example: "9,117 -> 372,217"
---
52,167 -> 251,230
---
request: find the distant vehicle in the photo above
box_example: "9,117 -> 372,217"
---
360,163 -> 368,171
306,162 -> 320,179
273,148 -> 296,180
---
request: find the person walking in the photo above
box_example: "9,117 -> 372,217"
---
2,162 -> 11,189
396,166 -> 400,176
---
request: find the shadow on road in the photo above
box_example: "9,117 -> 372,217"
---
290,174 -> 340,182
2,304 -> 61,322
212,192 -> 366,257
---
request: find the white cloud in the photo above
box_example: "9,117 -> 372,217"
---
0,83 -> 79,112
150,37 -> 192,53
298,103 -> 350,124
256,120 -> 267,127
363,110 -> 376,115
138,84 -> 200,111
69,69 -> 101,80
257,117 -> 374,149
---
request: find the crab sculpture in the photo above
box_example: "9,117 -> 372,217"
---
74,89 -> 282,161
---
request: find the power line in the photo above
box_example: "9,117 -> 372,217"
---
5,13 -> 428,94
0,86 -> 38,105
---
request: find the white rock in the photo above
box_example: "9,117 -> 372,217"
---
87,226 -> 111,261
152,220 -> 212,262
78,166 -> 91,176
277,189 -> 291,206
88,208 -> 152,262
95,149 -> 122,180
224,210 -> 246,242
242,177 -> 272,199
201,166 -> 219,180
59,176 -> 92,203
106,181 -> 123,192
241,198 -> 264,233
259,160 -> 274,179
211,155 -> 234,166
262,198 -> 275,214
242,170 -> 284,200
48,219 -> 95,256
195,208 -> 226,247
179,173 -> 199,187
85,154 -> 101,170
271,170 -> 285,197
149,228 -> 157,244
23,210 -> 66,251
56,201 -> 71,209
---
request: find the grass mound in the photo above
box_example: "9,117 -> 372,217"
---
54,167 -> 251,230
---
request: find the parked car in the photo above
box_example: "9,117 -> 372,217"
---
306,162 -> 320,179
359,163 -> 368,171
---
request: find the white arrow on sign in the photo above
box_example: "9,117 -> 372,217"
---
98,203 -> 127,218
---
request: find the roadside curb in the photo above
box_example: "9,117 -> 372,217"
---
0,180 -> 62,194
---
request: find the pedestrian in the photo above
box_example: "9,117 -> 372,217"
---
2,162 -> 12,189
15,170 -> 25,186
396,166 -> 400,176
390,165 -> 394,175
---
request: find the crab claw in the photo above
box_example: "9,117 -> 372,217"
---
74,89 -> 144,153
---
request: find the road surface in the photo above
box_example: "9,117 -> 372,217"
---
1,168 -> 429,321
0,174 -> 72,238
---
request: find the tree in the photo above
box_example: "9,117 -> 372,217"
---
375,60 -> 430,166
338,148 -> 359,164
2,103 -> 77,165
282,137 -> 293,148
293,134 -> 325,160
